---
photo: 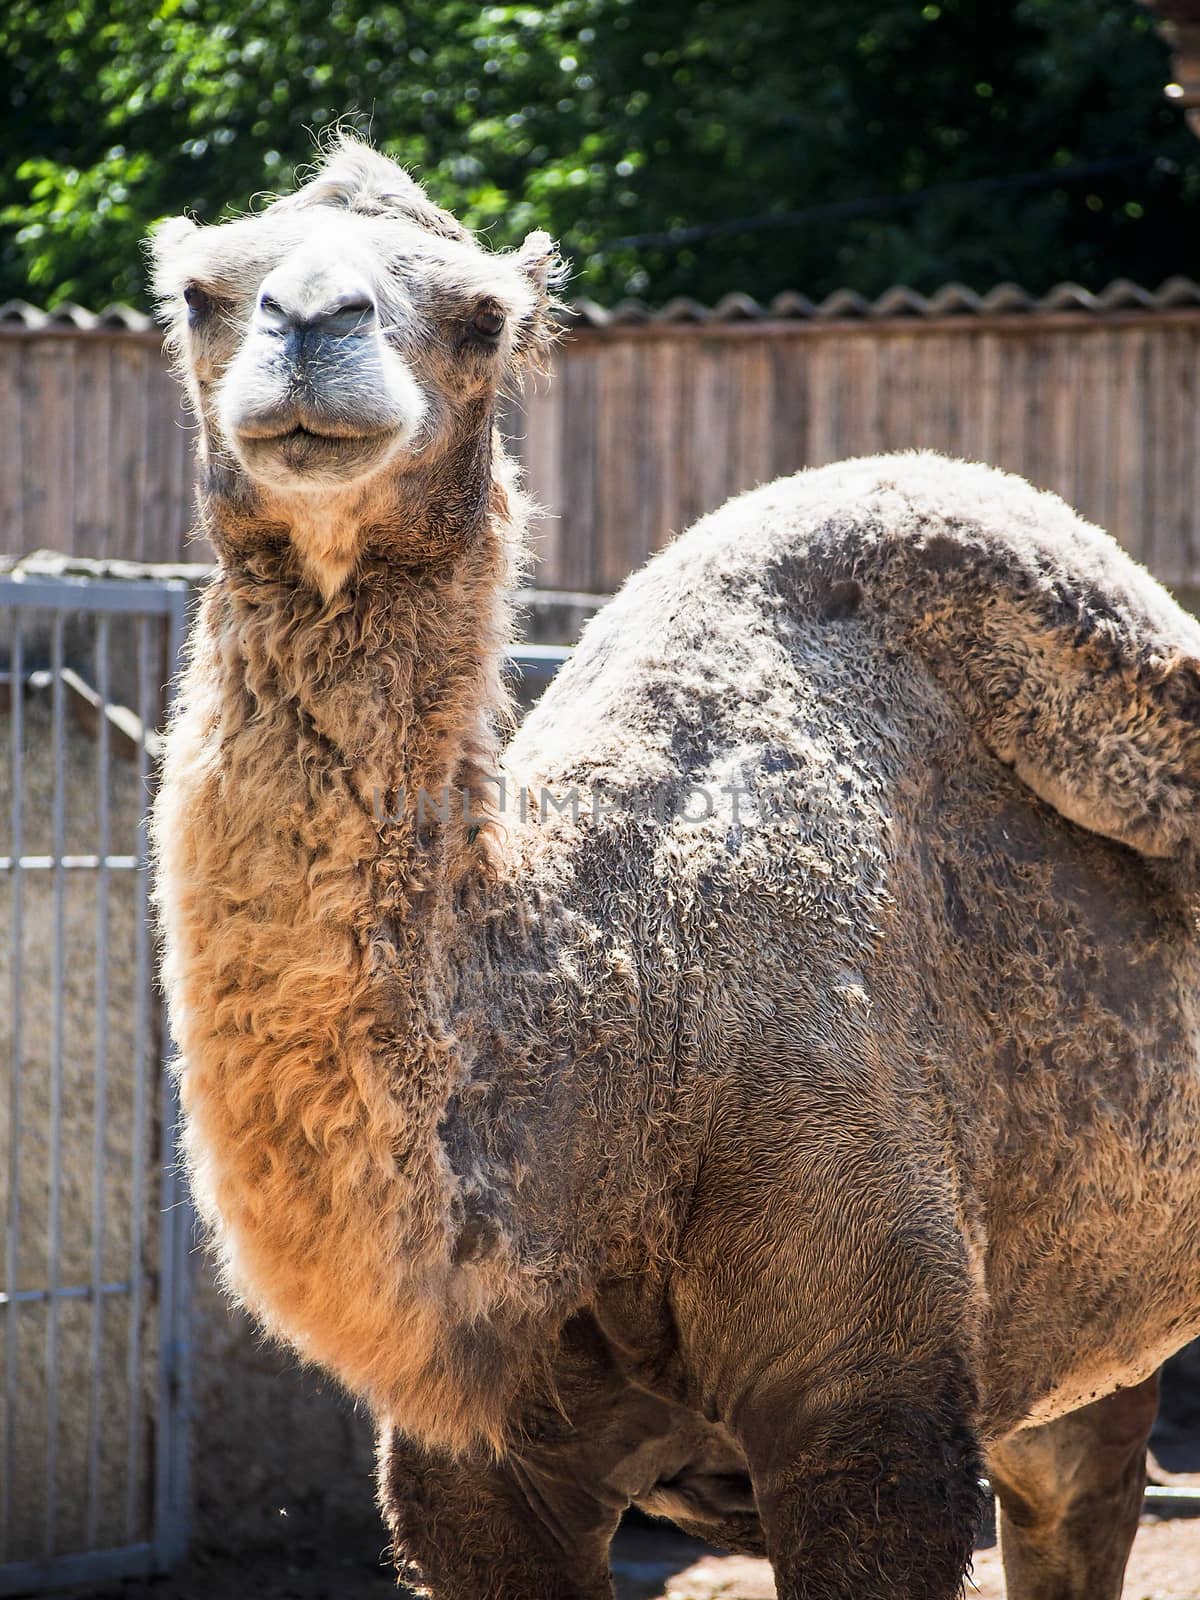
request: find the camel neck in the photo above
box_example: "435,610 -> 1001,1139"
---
199,442 -> 521,871
154,454 -> 536,1441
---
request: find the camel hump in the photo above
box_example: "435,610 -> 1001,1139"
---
842,454 -> 1200,862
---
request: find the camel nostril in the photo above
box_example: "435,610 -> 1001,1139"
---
253,288 -> 376,338
320,295 -> 377,333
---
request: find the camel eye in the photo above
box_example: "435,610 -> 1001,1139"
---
470,302 -> 505,340
183,283 -> 211,323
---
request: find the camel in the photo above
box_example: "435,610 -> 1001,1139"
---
149,135 -> 1200,1599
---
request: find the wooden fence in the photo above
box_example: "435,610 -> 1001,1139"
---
2,300 -> 1199,592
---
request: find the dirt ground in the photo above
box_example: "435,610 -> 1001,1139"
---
52,1512 -> 1200,1599
610,1521 -> 1200,1600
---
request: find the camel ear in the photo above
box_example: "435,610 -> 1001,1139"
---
146,214 -> 200,303
513,231 -> 565,358
515,230 -> 563,300
149,214 -> 199,259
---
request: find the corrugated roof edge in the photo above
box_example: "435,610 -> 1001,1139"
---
567,276 -> 1200,325
3,277 -> 1199,333
0,298 -> 161,331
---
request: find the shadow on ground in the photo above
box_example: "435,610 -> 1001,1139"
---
48,1509 -> 1200,1600
50,1362 -> 1200,1600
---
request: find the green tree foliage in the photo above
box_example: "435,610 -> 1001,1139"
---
1,0 -> 1197,308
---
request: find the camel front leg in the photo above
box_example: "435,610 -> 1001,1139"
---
986,1372 -> 1159,1600
673,1128 -> 987,1597
378,1426 -> 622,1600
739,1374 -> 984,1600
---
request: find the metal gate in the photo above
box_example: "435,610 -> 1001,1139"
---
0,572 -> 193,1594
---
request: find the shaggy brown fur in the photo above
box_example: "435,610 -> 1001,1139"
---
151,138 -> 1200,1600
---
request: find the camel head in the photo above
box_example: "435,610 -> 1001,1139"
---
150,135 -> 559,590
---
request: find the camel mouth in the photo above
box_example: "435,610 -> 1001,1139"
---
234,420 -> 403,485
238,421 -> 394,447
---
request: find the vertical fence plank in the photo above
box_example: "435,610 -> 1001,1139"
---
110,344 -> 151,569
1162,326 -> 1193,588
169,382 -> 204,562
981,331 -> 1011,474
1073,328 -> 1111,538
941,332 -> 971,461
803,334 -> 839,467
729,338 -> 760,495
908,332 -> 942,454
73,346 -> 114,561
0,342 -> 25,558
994,333 -> 1029,481
731,339 -> 773,499
1146,319 -> 1175,584
873,333 -> 906,454
557,341 -> 599,591
1047,331 -> 1077,511
16,344 -> 42,554
143,361 -> 183,565
1022,334 -> 1053,491
1111,325 -> 1150,568
691,335 -> 733,525
594,339 -> 643,592
519,368 -> 566,587
645,337 -> 683,553
843,334 -> 881,461
769,333 -> 809,481
24,344 -> 76,557
958,332 -> 986,465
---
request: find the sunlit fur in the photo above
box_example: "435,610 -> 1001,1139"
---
152,140 -> 1200,1600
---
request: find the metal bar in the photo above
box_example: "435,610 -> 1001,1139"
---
154,585 -> 194,1570
41,631 -> 64,1552
0,855 -> 139,872
125,616 -> 153,1541
506,644 -> 574,667
0,595 -> 569,647
1,614 -> 24,1562
0,1541 -> 156,1599
85,614 -> 112,1546
1,1282 -> 137,1306
0,577 -> 186,615
43,614 -> 66,1558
